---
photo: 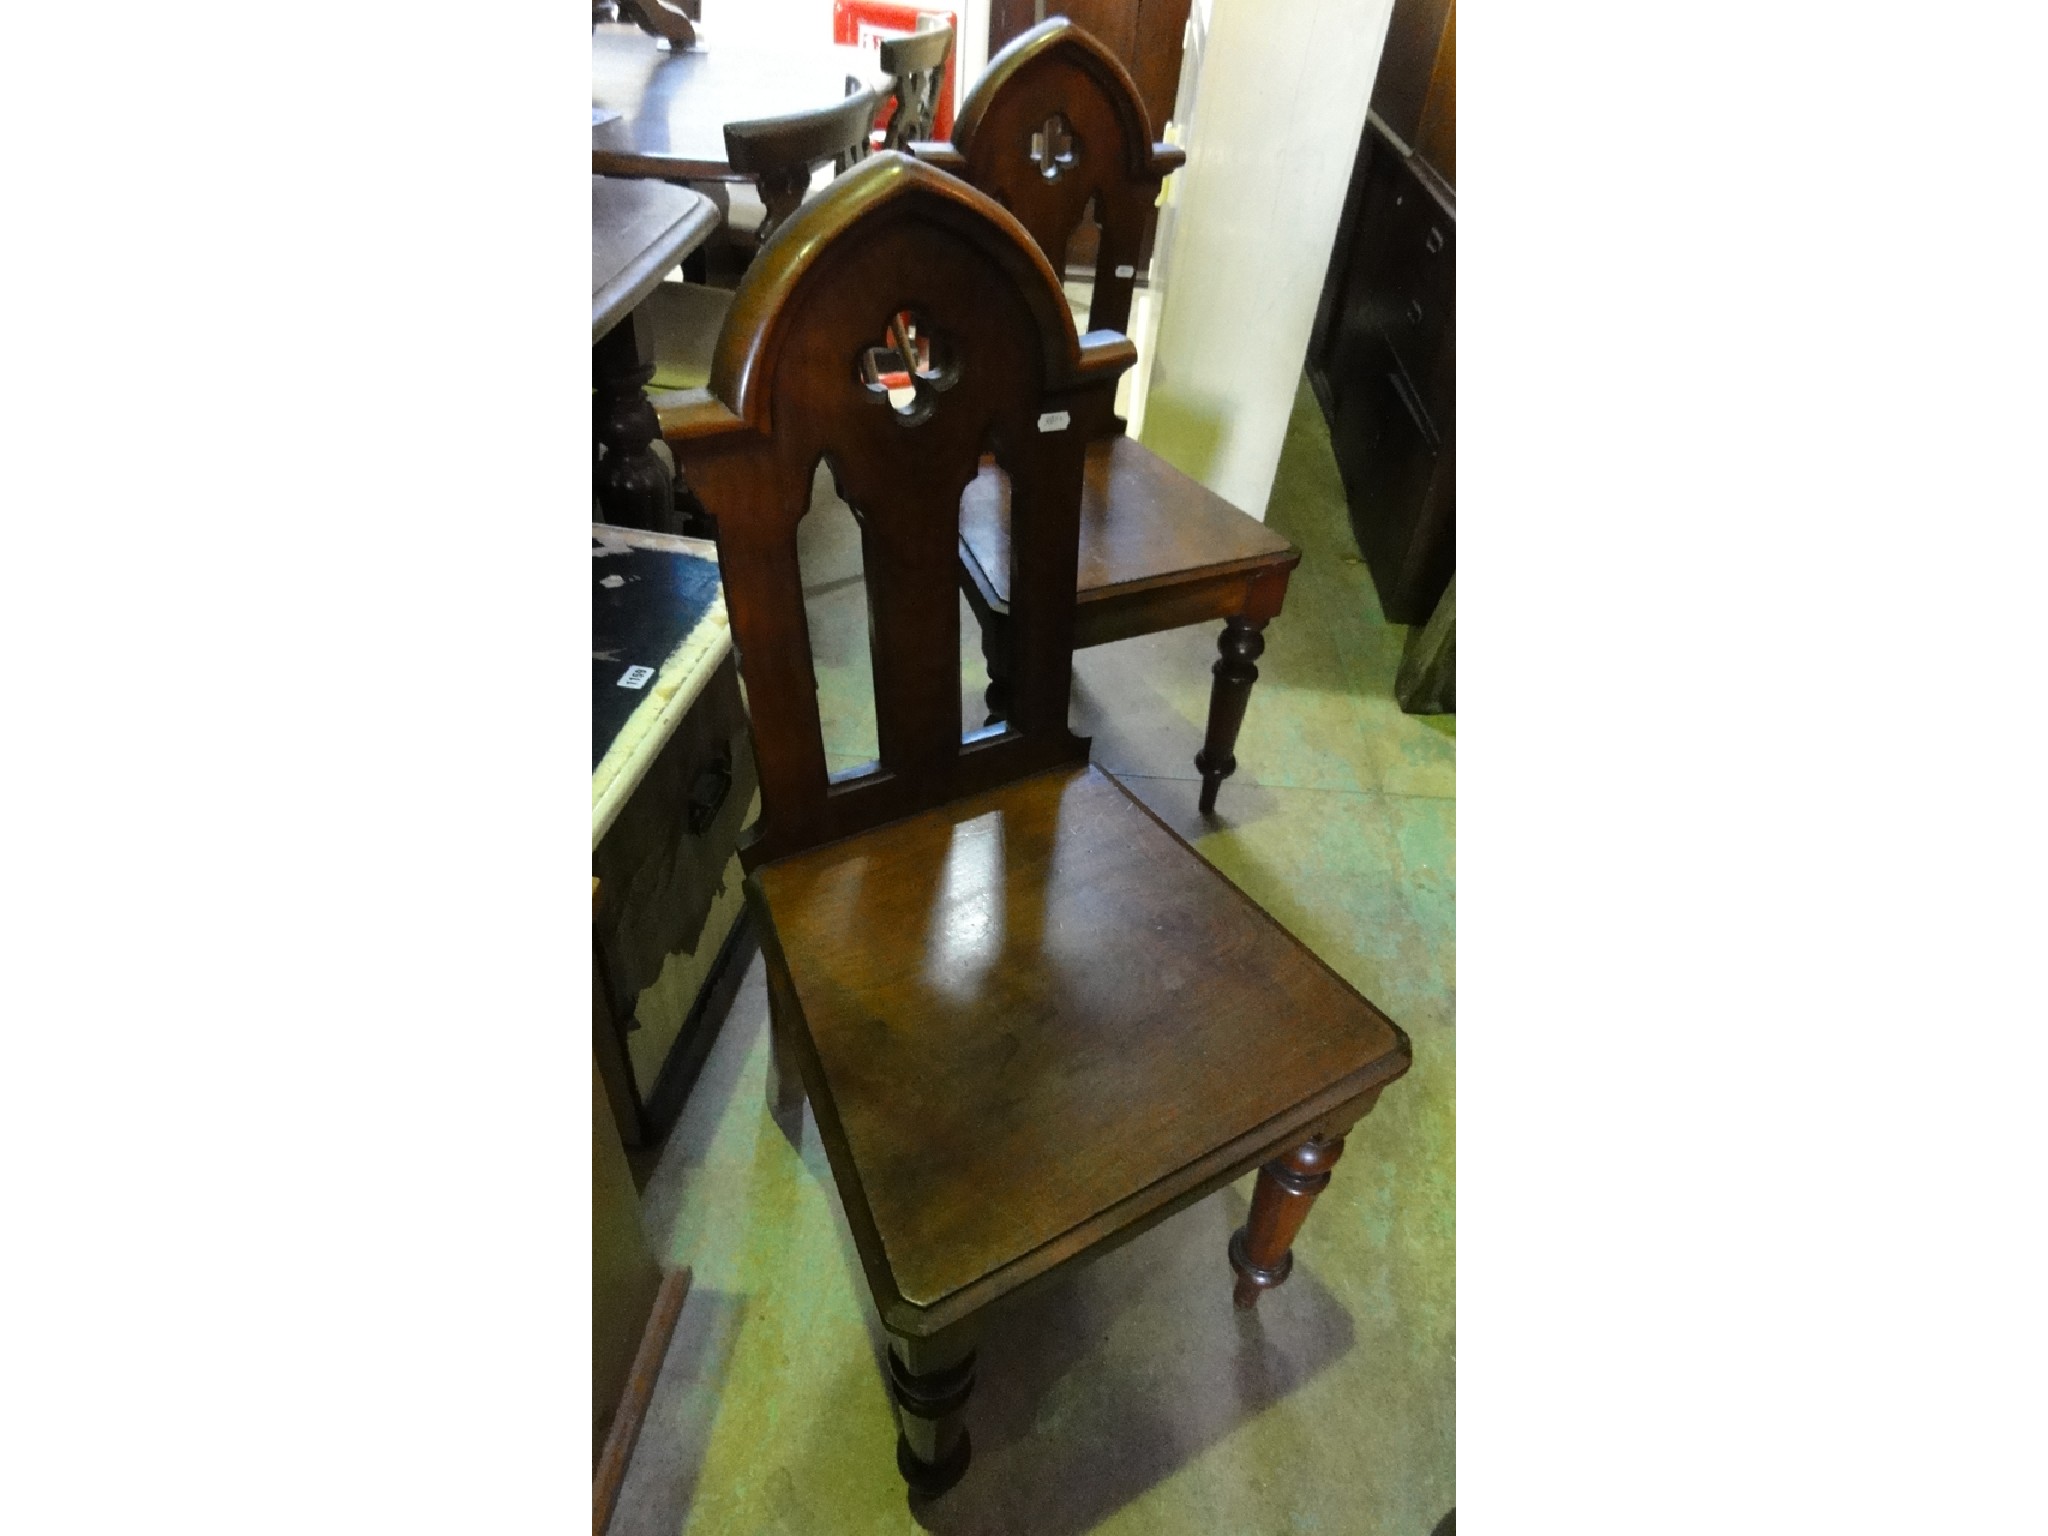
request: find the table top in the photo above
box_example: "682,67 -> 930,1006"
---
592,524 -> 731,847
592,176 -> 719,342
592,23 -> 885,180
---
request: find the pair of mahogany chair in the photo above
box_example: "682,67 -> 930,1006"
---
658,119 -> 1409,1501
656,20 -> 1295,812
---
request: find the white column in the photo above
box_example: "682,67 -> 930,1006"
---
1137,0 -> 1395,520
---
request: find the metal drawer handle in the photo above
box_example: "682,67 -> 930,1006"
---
687,753 -> 734,834
1406,298 -> 1424,324
1425,226 -> 1444,254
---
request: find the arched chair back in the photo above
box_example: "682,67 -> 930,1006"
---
909,18 -> 1184,336
662,153 -> 1137,867
876,24 -> 955,150
724,86 -> 884,248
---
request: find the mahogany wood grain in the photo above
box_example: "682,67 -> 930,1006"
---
752,763 -> 1407,1330
958,434 -> 1296,611
662,153 -> 1411,1492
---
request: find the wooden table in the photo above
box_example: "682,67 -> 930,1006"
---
592,22 -> 885,180
593,175 -> 718,528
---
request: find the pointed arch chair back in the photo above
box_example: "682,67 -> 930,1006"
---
908,18 -> 1184,336
662,152 -> 1137,868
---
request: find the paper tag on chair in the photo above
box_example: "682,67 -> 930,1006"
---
617,665 -> 655,689
1036,410 -> 1071,432
1113,264 -> 1136,279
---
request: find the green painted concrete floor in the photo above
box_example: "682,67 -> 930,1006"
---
614,376 -> 1455,1535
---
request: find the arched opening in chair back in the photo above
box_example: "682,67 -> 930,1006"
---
664,153 -> 1136,868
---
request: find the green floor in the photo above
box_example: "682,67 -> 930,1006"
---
613,376 -> 1455,1535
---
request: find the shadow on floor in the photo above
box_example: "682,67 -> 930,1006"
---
764,1075 -> 1359,1535
891,1197 -> 1360,1536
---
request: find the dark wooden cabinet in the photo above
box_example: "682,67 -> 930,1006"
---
591,653 -> 758,1147
1310,114 -> 1454,625
1309,0 -> 1455,629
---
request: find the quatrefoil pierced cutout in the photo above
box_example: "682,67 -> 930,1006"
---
1028,114 -> 1078,181
858,310 -> 957,425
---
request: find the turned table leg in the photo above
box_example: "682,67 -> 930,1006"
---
1195,616 -> 1268,814
887,1331 -> 977,1496
1230,1134 -> 1345,1309
593,315 -> 677,533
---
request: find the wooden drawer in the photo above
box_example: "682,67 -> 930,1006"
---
1336,124 -> 1452,386
1330,332 -> 1455,626
1375,171 -> 1454,386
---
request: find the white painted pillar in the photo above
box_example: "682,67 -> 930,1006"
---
1137,0 -> 1395,520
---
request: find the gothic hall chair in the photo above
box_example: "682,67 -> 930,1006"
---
662,153 -> 1410,1496
911,18 -> 1300,813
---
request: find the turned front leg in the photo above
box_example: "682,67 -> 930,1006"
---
887,1330 -> 977,1496
1230,1134 -> 1344,1309
1195,616 -> 1268,814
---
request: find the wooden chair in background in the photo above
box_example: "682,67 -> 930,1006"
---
663,152 -> 1409,1496
874,23 -> 954,150
912,18 -> 1301,814
638,87 -> 883,394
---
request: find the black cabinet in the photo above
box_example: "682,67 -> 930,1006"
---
1308,113 -> 1455,626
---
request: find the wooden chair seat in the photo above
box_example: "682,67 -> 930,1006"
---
958,434 -> 1299,648
756,762 -> 1403,1329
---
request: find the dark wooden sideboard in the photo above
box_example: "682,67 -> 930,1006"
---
1307,113 -> 1455,627
1307,0 -> 1455,630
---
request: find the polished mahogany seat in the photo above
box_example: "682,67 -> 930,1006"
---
755,762 -> 1402,1324
664,151 -> 1408,1496
912,18 -> 1302,812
